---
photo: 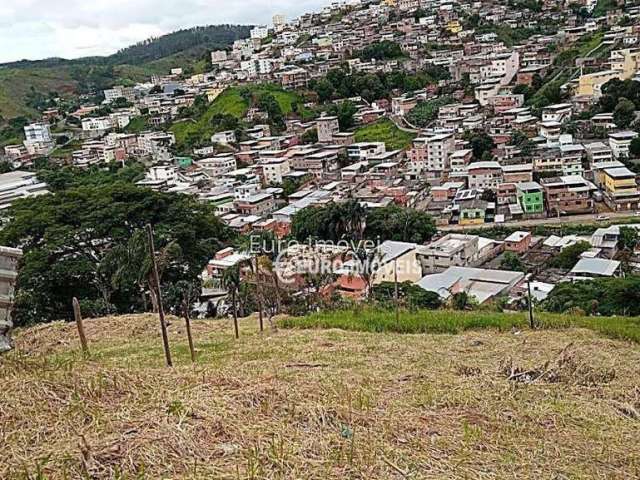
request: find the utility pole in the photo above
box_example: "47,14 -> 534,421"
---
146,224 -> 172,367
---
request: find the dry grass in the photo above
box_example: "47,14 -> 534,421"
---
2,314 -> 640,479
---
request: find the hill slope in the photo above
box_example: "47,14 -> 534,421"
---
2,312 -> 639,479
0,24 -> 251,119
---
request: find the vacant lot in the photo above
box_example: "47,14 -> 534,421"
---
2,313 -> 639,479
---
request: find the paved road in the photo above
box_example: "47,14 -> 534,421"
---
440,211 -> 640,232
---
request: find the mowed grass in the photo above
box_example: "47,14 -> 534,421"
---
281,308 -> 640,344
2,313 -> 640,479
354,118 -> 416,150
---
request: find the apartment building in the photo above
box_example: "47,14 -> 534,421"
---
540,175 -> 595,216
609,131 -> 638,159
601,166 -> 640,211
316,116 -> 340,143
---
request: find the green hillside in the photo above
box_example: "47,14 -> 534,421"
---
0,25 -> 251,119
170,85 -> 306,148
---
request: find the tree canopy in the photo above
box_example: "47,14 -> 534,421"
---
0,181 -> 233,325
291,201 -> 436,244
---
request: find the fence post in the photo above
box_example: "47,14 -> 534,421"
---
72,297 -> 89,356
146,224 -> 173,367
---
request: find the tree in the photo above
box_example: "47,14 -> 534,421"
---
630,137 -> 640,158
466,131 -> 496,161
613,98 -> 636,129
542,276 -> 640,316
618,227 -> 639,252
356,41 -> 403,61
0,181 -> 232,325
405,97 -> 454,128
327,101 -> 357,130
373,281 -> 442,310
365,205 -> 436,244
548,241 -> 591,270
500,252 -> 524,271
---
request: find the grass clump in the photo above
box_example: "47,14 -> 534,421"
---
281,307 -> 640,344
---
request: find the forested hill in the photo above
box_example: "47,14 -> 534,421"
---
109,24 -> 252,65
0,24 -> 251,119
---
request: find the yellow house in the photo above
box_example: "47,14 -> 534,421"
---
446,20 -> 462,34
610,48 -> 640,80
576,70 -> 621,98
603,167 -> 638,196
382,0 -> 397,6
601,166 -> 640,210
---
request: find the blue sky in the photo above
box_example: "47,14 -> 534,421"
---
0,0 -> 330,63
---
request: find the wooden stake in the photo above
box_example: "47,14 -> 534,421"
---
183,290 -> 196,363
72,297 -> 89,355
146,224 -> 173,367
232,290 -> 239,339
255,257 -> 264,332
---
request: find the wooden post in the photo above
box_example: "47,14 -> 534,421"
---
72,297 -> 89,355
232,290 -> 239,339
527,278 -> 535,330
394,258 -> 400,324
255,257 -> 264,332
146,224 -> 173,367
182,292 -> 196,363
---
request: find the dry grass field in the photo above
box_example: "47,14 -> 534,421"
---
2,313 -> 640,479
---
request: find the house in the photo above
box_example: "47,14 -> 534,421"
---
504,231 -> 532,253
568,258 -> 621,281
516,181 -> 545,215
600,166 -> 640,211
542,103 -> 573,123
466,161 -> 503,189
416,266 -> 525,304
347,142 -> 386,162
0,171 -> 49,210
540,175 -> 595,216
417,234 -> 503,272
212,130 -> 237,146
316,116 -> 340,143
609,131 -> 638,159
234,192 -> 276,216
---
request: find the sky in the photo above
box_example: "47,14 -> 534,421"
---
0,0 -> 330,63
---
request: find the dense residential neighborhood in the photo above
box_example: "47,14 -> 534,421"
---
3,1 -> 640,479
3,0 -> 640,315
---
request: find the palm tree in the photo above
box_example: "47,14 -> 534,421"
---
109,229 -> 179,312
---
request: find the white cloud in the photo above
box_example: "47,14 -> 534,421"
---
0,0 -> 328,63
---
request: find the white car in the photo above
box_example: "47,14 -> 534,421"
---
596,215 -> 609,221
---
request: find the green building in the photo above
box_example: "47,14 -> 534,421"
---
516,181 -> 544,214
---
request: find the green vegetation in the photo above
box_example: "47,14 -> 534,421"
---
592,0 -> 617,17
372,282 -> 442,310
356,41 -> 404,61
281,307 -> 640,344
548,241 -> 591,269
0,165 -> 232,325
0,25 -> 250,119
405,96 -> 453,128
170,85 -> 306,149
309,66 -> 449,103
354,118 -> 415,150
291,199 -> 436,244
543,276 -> 640,317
